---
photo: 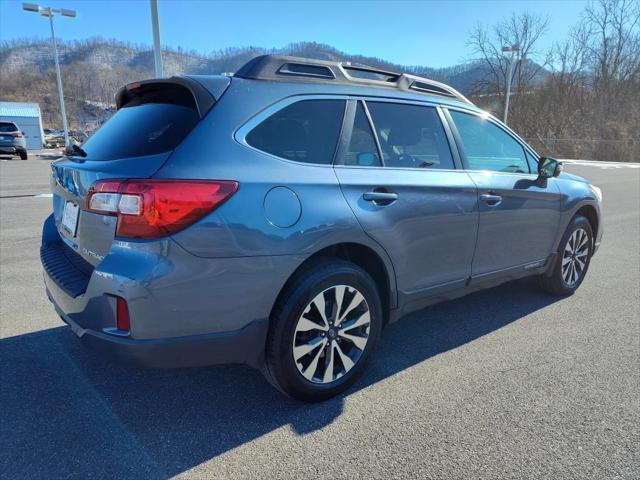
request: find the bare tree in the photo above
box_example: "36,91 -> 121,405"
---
585,0 -> 640,92
468,12 -> 550,104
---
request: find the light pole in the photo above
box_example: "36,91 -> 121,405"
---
150,0 -> 163,77
502,45 -> 520,125
23,3 -> 76,149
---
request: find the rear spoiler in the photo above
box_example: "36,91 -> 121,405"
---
115,75 -> 230,119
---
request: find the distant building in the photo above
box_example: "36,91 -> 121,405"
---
0,102 -> 44,150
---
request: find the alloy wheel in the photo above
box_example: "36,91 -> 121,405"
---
292,285 -> 371,384
562,227 -> 590,286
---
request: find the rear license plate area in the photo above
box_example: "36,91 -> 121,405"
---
62,201 -> 80,236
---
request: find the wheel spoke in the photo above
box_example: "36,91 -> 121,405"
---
565,242 -> 573,255
579,230 -> 589,250
301,341 -> 326,381
569,233 -> 576,253
338,331 -> 368,350
323,342 -> 335,383
297,316 -> 328,332
575,256 -> 586,269
333,285 -> 346,321
338,291 -> 364,325
334,341 -> 354,371
339,311 -> 370,333
562,255 -> 573,266
574,230 -> 583,250
293,337 -> 326,361
312,294 -> 329,329
562,260 -> 571,281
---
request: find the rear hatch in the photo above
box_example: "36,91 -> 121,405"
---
0,122 -> 20,147
49,77 -> 227,267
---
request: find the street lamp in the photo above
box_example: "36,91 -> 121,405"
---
502,45 -> 520,125
150,0 -> 163,77
22,3 -> 76,149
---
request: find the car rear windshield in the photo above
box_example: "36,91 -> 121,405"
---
0,122 -> 18,133
80,85 -> 200,161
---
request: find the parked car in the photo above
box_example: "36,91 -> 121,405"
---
44,130 -> 65,149
0,121 -> 28,159
69,130 -> 89,143
41,56 -> 603,401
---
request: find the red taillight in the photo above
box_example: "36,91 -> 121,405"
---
11,131 -> 23,138
116,296 -> 130,332
86,179 -> 238,239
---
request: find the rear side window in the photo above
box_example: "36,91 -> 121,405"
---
366,102 -> 455,169
81,85 -> 199,161
0,122 -> 18,132
246,100 -> 345,165
450,111 -> 530,174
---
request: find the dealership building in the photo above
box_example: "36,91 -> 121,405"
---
0,102 -> 44,150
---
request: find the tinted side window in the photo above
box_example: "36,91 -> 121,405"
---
342,102 -> 381,167
450,111 -> 529,173
366,102 -> 455,169
246,100 -> 345,165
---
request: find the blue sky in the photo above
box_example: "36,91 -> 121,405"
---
1,0 -> 589,68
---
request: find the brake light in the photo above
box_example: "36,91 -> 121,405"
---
11,131 -> 23,138
116,296 -> 131,332
86,179 -> 238,239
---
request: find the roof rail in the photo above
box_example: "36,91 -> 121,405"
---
234,55 -> 472,104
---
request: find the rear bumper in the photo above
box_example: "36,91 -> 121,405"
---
40,213 -> 305,369
50,294 -> 268,368
0,146 -> 17,153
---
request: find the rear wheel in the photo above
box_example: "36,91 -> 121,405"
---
539,215 -> 593,295
19,150 -> 27,160
263,259 -> 383,402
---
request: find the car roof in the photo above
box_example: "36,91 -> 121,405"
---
233,55 -> 474,106
227,76 -> 481,111
184,55 -> 482,113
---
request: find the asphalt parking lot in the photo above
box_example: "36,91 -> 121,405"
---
1,155 -> 638,479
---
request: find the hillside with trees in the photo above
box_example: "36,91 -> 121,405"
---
1,0 -> 637,161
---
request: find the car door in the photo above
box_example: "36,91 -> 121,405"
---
445,108 -> 562,277
334,99 -> 479,301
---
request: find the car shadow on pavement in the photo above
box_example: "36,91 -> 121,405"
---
1,278 -> 560,479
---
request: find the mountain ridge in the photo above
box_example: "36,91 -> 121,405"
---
0,38 -> 544,94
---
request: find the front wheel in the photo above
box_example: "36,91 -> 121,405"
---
263,259 -> 383,402
539,215 -> 593,295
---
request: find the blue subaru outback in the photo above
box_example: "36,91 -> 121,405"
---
41,55 -> 603,401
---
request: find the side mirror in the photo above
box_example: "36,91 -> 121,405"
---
538,157 -> 563,179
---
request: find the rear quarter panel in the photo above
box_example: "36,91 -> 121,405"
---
155,79 -> 397,288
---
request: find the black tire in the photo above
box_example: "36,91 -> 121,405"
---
263,258 -> 383,402
19,151 -> 27,160
539,215 -> 593,295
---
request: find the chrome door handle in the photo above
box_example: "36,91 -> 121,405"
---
480,193 -> 502,205
363,191 -> 398,205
